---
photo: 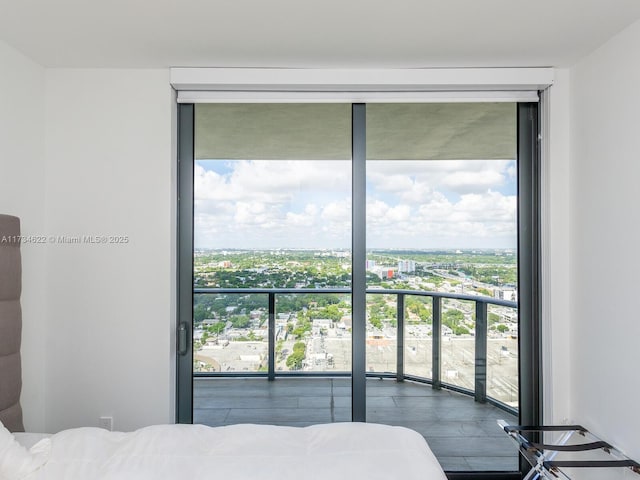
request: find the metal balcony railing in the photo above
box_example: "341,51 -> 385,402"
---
193,287 -> 518,415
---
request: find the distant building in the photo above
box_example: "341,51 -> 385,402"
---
366,259 -> 376,270
398,259 -> 416,273
340,316 -> 352,328
494,288 -> 518,302
369,266 -> 396,280
312,318 -> 333,335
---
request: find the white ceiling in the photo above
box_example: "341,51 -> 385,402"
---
1,0 -> 640,69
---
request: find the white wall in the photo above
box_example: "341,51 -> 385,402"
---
569,18 -> 640,460
0,45 -> 176,433
43,69 -> 175,432
0,40 -> 47,432
545,68 -> 572,426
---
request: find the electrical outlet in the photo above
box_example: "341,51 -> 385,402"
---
99,416 -> 113,431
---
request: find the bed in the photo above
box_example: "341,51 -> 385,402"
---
0,214 -> 447,479
2,421 -> 447,480
0,214 -> 24,433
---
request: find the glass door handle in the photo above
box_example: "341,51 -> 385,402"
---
178,322 -> 189,356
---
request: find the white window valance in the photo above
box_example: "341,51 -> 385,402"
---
170,67 -> 553,103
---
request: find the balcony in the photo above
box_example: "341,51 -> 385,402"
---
192,288 -> 520,472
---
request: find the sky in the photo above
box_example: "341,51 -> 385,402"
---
194,158 -> 517,250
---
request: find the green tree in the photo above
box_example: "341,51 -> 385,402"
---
443,309 -> 464,328
208,322 -> 226,335
312,304 -> 342,321
286,341 -> 307,370
230,315 -> 250,328
194,304 -> 209,323
292,317 -> 312,339
369,313 -> 382,330
453,325 -> 470,335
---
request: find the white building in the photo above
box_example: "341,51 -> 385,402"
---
312,318 -> 333,335
398,260 -> 416,273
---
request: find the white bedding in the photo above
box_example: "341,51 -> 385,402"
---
13,434 -> 51,450
1,422 -> 447,480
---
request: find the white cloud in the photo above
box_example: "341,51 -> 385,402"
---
367,200 -> 411,224
456,191 -> 516,221
234,201 -> 268,225
194,159 -> 517,249
195,160 -> 350,202
285,204 -> 318,228
194,160 -> 352,248
321,199 -> 351,222
368,159 -> 513,196
365,189 -> 516,248
441,170 -> 505,193
319,198 -> 351,241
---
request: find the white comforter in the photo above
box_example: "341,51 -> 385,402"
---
1,422 -> 447,480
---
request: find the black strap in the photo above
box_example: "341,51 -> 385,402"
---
503,424 -> 587,434
525,440 -> 612,452
544,459 -> 640,470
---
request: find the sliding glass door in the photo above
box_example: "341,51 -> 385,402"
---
177,100 -> 540,475
185,103 -> 354,425
363,103 -> 522,471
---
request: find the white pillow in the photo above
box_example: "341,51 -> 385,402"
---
0,421 -> 48,480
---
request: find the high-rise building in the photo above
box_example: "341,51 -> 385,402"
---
398,259 -> 416,273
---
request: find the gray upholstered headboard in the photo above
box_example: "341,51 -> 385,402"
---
0,214 -> 24,432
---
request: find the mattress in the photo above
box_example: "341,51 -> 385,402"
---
1,421 -> 447,480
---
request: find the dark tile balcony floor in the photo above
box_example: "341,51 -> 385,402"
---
194,377 -> 519,472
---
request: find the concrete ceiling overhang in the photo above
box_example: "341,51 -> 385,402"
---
195,103 -> 516,161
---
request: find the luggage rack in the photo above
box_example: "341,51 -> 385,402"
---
498,420 -> 640,479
